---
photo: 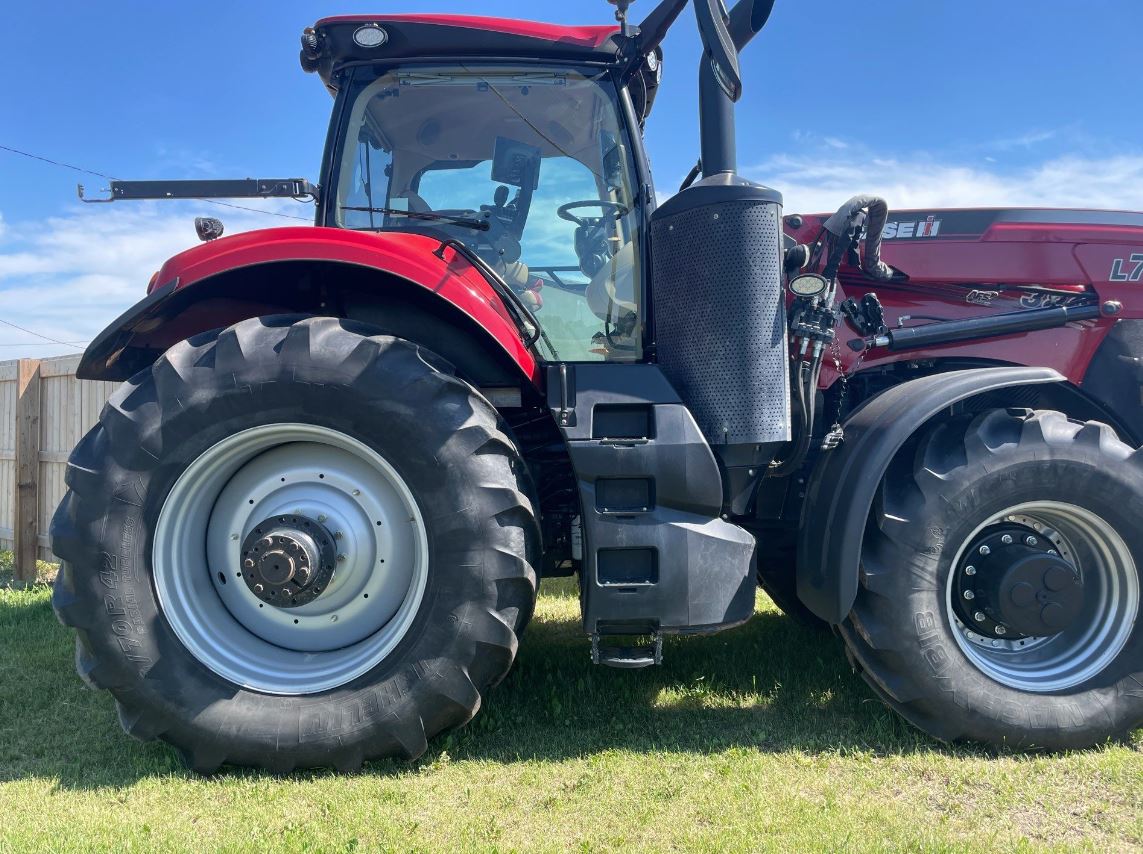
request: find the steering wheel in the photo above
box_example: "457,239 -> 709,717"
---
557,200 -> 629,228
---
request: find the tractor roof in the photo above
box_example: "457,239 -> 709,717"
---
307,15 -> 624,89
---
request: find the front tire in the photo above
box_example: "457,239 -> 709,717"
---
51,316 -> 539,772
841,409 -> 1143,750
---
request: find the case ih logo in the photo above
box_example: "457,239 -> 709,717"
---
883,216 -> 942,239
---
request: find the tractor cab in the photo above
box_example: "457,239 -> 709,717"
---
327,61 -> 646,361
303,15 -> 671,362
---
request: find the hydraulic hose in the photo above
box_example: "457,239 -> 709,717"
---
822,195 -> 894,281
770,354 -> 823,477
770,362 -> 808,476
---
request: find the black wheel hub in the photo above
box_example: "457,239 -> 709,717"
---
953,524 -> 1084,639
239,515 -> 338,609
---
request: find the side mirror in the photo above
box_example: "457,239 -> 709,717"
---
694,0 -> 742,101
600,131 -> 625,190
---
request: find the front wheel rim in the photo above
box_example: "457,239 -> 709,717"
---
946,501 -> 1139,692
153,424 -> 429,696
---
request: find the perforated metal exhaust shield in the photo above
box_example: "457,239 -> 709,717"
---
651,180 -> 790,446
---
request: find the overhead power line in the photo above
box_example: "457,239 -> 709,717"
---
0,317 -> 86,349
0,143 -> 312,222
0,341 -> 89,348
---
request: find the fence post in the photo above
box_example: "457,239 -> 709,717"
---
14,359 -> 41,586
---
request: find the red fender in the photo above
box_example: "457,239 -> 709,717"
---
81,226 -> 539,383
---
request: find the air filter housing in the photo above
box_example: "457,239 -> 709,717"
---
651,175 -> 790,453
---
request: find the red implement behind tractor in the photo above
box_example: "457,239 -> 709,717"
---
53,1 -> 1143,772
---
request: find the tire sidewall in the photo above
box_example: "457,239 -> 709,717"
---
870,435 -> 1143,747
74,320 -> 532,763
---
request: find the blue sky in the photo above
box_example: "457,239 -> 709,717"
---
2,0 -> 1142,356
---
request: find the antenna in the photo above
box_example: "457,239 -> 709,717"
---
608,0 -> 634,37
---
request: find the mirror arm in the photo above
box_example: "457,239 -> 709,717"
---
635,0 -> 690,57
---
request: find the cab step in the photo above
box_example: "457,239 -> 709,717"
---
591,633 -> 663,669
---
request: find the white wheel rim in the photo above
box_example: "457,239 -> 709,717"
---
947,501 -> 1139,692
153,424 -> 429,695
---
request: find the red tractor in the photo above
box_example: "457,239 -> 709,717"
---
53,0 -> 1143,772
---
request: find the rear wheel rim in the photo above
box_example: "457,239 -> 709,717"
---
153,423 -> 429,696
946,501 -> 1139,692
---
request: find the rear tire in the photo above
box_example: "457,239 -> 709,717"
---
841,409 -> 1143,750
51,316 -> 539,772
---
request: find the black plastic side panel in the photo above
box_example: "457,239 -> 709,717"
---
1081,319 -> 1143,445
796,366 -> 1064,624
549,364 -> 756,635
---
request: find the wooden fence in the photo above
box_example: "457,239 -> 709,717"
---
0,355 -> 117,582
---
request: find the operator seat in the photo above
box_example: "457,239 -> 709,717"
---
586,241 -> 638,322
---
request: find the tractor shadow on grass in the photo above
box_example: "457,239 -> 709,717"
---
450,588 -> 954,767
0,582 -> 983,790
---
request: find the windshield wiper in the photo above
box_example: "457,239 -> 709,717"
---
341,206 -> 490,232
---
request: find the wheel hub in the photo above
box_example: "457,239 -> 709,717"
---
954,524 -> 1084,639
240,515 -> 338,608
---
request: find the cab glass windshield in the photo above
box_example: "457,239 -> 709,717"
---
335,65 -> 644,361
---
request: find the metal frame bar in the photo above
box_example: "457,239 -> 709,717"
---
78,178 -> 318,204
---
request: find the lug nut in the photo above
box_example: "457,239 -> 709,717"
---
335,531 -> 344,540
254,584 -> 264,594
1025,535 -> 1038,546
337,554 -> 347,563
964,590 -> 975,600
1001,534 -> 1013,545
974,611 -> 986,622
260,537 -> 273,550
243,559 -> 255,569
317,514 -> 328,523
979,545 -> 991,556
965,566 -> 977,576
995,625 -> 1007,635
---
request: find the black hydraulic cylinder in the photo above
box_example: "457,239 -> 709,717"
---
854,304 -> 1103,353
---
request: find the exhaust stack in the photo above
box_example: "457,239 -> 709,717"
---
697,0 -> 776,176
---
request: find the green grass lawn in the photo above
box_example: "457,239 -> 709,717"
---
0,551 -> 1139,852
